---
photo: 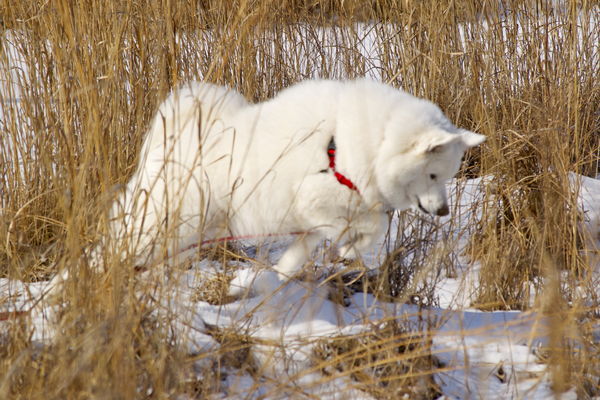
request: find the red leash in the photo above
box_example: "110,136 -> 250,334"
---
0,231 -> 309,322
0,138 -> 359,322
180,231 -> 308,254
174,138 -> 358,259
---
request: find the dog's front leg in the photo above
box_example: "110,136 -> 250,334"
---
227,233 -> 322,297
274,232 -> 323,281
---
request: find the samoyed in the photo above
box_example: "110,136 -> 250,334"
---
102,78 -> 485,292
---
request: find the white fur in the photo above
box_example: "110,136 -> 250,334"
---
104,78 -> 485,291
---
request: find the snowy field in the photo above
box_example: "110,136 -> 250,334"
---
1,5 -> 600,399
2,175 -> 599,399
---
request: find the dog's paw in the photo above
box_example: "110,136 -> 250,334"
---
339,243 -> 359,259
228,268 -> 255,297
253,270 -> 283,295
228,268 -> 283,297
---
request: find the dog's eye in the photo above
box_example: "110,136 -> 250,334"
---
430,174 -> 437,180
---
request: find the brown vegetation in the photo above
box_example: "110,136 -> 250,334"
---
1,0 -> 598,397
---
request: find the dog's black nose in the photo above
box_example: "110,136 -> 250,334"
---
436,205 -> 449,216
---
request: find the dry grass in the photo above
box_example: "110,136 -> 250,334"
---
313,320 -> 442,399
1,0 -> 599,398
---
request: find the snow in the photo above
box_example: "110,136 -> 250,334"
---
1,173 -> 597,398
2,7 -> 600,398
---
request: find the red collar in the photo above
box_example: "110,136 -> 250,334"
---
327,138 -> 359,193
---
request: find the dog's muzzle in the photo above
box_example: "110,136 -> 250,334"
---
417,199 -> 449,217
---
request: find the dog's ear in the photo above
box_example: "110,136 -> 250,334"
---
425,130 -> 486,154
425,129 -> 486,154
424,132 -> 461,154
459,130 -> 486,148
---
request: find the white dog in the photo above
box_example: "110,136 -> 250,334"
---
95,78 -> 485,294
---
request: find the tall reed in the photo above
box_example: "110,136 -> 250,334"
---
1,0 -> 598,397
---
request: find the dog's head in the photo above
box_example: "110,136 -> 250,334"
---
375,109 -> 485,216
